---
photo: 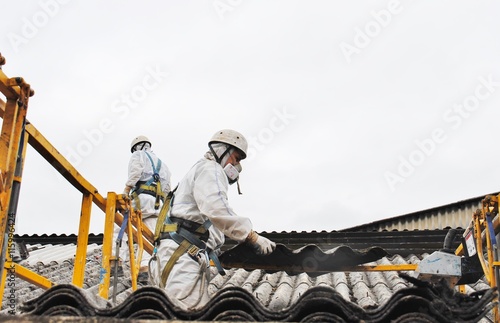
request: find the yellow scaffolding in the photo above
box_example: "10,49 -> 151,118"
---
0,54 -> 153,304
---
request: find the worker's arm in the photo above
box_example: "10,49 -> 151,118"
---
125,151 -> 145,188
159,160 -> 172,194
193,161 -> 252,242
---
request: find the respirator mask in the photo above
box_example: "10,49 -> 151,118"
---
223,163 -> 242,185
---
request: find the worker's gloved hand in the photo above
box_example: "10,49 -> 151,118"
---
122,186 -> 132,198
246,230 -> 276,255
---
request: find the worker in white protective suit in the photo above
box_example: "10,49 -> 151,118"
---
115,135 -> 172,285
150,129 -> 276,310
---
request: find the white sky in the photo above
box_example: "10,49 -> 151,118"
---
2,1 -> 500,235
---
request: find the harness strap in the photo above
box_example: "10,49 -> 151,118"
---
159,217 -> 226,288
131,191 -> 142,213
144,151 -> 162,181
160,240 -> 191,288
159,219 -> 209,288
117,209 -> 129,242
132,152 -> 164,210
170,224 -> 211,249
135,184 -> 166,200
131,185 -> 164,213
208,252 -> 224,276
153,186 -> 178,243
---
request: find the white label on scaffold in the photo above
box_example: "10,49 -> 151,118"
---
465,229 -> 476,257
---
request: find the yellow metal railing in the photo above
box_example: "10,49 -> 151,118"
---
0,54 -> 153,304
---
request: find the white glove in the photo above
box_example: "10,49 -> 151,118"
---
122,186 -> 132,198
246,231 -> 276,255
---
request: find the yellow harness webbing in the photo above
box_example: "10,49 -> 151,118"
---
131,183 -> 165,211
153,188 -> 176,243
159,223 -> 209,288
132,151 -> 165,210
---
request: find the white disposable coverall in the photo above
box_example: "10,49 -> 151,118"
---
115,146 -> 172,268
150,151 -> 253,310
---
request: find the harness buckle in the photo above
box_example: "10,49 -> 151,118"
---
187,245 -> 201,258
187,245 -> 211,268
153,173 -> 160,182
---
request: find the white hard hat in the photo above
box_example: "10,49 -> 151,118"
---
130,135 -> 151,153
209,129 -> 248,159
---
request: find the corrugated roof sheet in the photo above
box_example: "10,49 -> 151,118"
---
18,278 -> 497,322
19,243 -> 101,266
1,234 -> 496,322
15,228 -> 464,256
218,243 -> 388,276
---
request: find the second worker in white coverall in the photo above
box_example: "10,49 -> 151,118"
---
122,135 -> 172,285
150,129 -> 276,310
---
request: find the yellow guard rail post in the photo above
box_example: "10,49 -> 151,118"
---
99,192 -> 142,299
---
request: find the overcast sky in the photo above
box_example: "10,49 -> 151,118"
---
2,1 -> 500,235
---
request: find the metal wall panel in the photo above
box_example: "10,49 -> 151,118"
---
341,193 -> 498,232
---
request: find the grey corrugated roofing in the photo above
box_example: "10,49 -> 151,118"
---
17,278 -> 497,322
19,243 -> 101,266
1,234 -> 496,322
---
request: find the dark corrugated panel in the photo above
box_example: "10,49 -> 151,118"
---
14,233 -> 104,245
226,229 -> 463,257
16,229 -> 460,257
19,280 -> 497,322
219,243 -> 388,276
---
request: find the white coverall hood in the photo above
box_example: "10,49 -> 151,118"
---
204,143 -> 232,166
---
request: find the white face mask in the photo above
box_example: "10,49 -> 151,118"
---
223,163 -> 242,184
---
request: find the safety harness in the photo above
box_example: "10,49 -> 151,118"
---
131,151 -> 165,210
151,189 -> 226,288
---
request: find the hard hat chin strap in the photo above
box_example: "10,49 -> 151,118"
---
236,179 -> 242,195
